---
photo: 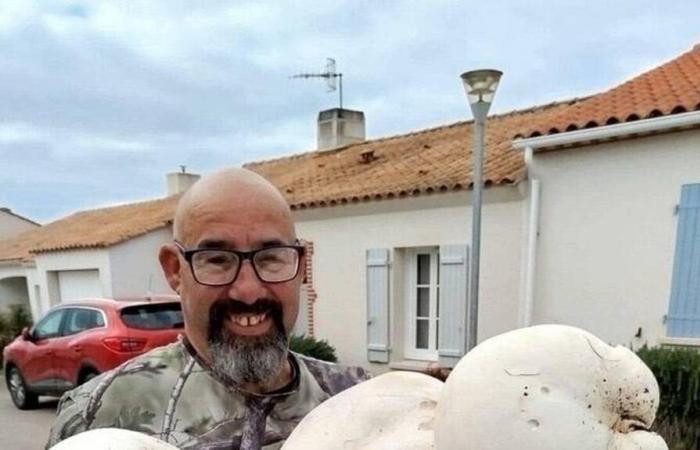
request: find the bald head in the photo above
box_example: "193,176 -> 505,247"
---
173,168 -> 294,244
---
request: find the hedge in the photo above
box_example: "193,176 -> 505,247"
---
0,304 -> 33,367
636,345 -> 700,450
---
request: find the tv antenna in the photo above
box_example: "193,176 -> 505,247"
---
291,58 -> 344,109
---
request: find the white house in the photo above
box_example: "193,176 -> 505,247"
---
0,207 -> 38,240
0,171 -> 200,321
1,44 -> 698,373
246,44 -> 700,372
0,207 -> 39,311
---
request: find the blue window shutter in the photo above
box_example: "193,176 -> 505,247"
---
366,248 -> 390,363
438,244 -> 469,368
667,183 -> 700,337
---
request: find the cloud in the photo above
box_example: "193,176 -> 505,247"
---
1,0 -> 699,222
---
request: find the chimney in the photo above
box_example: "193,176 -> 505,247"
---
167,166 -> 200,195
317,108 -> 365,150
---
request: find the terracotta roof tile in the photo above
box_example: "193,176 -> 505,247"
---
518,44 -> 700,138
0,196 -> 179,262
245,100 -> 576,210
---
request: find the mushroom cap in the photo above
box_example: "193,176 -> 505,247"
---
434,324 -> 667,450
49,428 -> 180,450
282,371 -> 442,450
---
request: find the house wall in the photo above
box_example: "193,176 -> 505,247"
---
0,210 -> 38,240
33,249 -> 112,314
109,228 -> 174,297
529,128 -> 700,348
294,187 -> 524,372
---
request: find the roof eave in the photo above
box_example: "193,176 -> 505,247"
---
513,110 -> 700,152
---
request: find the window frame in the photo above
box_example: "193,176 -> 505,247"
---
404,247 -> 440,361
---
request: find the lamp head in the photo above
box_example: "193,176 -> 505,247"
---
460,69 -> 503,119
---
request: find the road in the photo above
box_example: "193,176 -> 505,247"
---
0,381 -> 59,449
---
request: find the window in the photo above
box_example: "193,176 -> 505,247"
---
366,244 -> 467,367
120,303 -> 184,330
33,310 -> 65,340
667,183 -> 700,337
64,308 -> 105,336
405,248 -> 440,360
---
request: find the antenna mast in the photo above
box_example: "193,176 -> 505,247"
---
291,58 -> 344,109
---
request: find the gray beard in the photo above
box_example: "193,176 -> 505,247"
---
208,327 -> 288,386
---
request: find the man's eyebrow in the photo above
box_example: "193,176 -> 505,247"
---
196,239 -> 229,249
195,238 -> 290,249
260,239 -> 287,247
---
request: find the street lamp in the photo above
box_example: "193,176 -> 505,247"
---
460,69 -> 502,352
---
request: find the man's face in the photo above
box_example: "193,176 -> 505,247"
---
162,192 -> 303,385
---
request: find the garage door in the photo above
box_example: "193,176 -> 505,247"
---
58,270 -> 102,302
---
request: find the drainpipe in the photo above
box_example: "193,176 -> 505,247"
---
521,146 -> 540,327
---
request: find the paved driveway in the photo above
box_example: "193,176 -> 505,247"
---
0,381 -> 59,449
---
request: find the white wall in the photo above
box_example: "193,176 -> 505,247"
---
530,129 -> 700,348
0,210 -> 38,240
34,249 -> 112,314
294,187 -> 525,371
109,227 -> 174,298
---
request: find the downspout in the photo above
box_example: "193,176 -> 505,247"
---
521,146 -> 539,327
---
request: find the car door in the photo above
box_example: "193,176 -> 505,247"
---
21,309 -> 66,390
53,307 -> 106,389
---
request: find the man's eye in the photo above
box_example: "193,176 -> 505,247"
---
202,253 -> 234,265
258,254 -> 283,264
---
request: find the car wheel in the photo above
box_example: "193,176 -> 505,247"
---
6,366 -> 39,410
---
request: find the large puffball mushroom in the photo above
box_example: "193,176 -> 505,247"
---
50,428 -> 180,450
282,371 -> 442,450
434,324 -> 668,450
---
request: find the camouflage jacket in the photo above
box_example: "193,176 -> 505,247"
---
46,338 -> 370,450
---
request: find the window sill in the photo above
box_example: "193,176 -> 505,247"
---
658,336 -> 700,347
388,359 -> 436,372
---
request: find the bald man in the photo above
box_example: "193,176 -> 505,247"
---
46,169 -> 370,450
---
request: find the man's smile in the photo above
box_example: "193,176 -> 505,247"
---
226,312 -> 273,336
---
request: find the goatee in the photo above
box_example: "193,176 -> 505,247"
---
207,298 -> 288,386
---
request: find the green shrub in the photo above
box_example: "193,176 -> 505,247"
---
636,345 -> 700,450
0,304 -> 33,367
289,334 -> 338,363
1,304 -> 33,337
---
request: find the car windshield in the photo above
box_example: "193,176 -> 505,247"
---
120,303 -> 184,330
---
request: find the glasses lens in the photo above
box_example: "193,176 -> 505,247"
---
253,247 -> 300,282
191,250 -> 239,285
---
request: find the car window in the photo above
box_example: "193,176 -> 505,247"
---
64,308 -> 105,336
33,310 -> 65,340
120,303 -> 184,330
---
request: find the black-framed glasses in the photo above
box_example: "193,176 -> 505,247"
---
174,241 -> 305,286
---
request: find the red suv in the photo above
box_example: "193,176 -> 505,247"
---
3,296 -> 184,409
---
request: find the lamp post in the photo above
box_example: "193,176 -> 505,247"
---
460,69 -> 502,351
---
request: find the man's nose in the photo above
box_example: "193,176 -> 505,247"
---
228,260 -> 266,304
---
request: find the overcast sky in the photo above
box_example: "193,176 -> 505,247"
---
1,1 -> 699,223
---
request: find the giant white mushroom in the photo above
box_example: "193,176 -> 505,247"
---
283,371 -> 442,449
434,324 -> 668,449
50,428 -> 179,450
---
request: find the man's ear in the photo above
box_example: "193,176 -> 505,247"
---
159,243 -> 183,294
